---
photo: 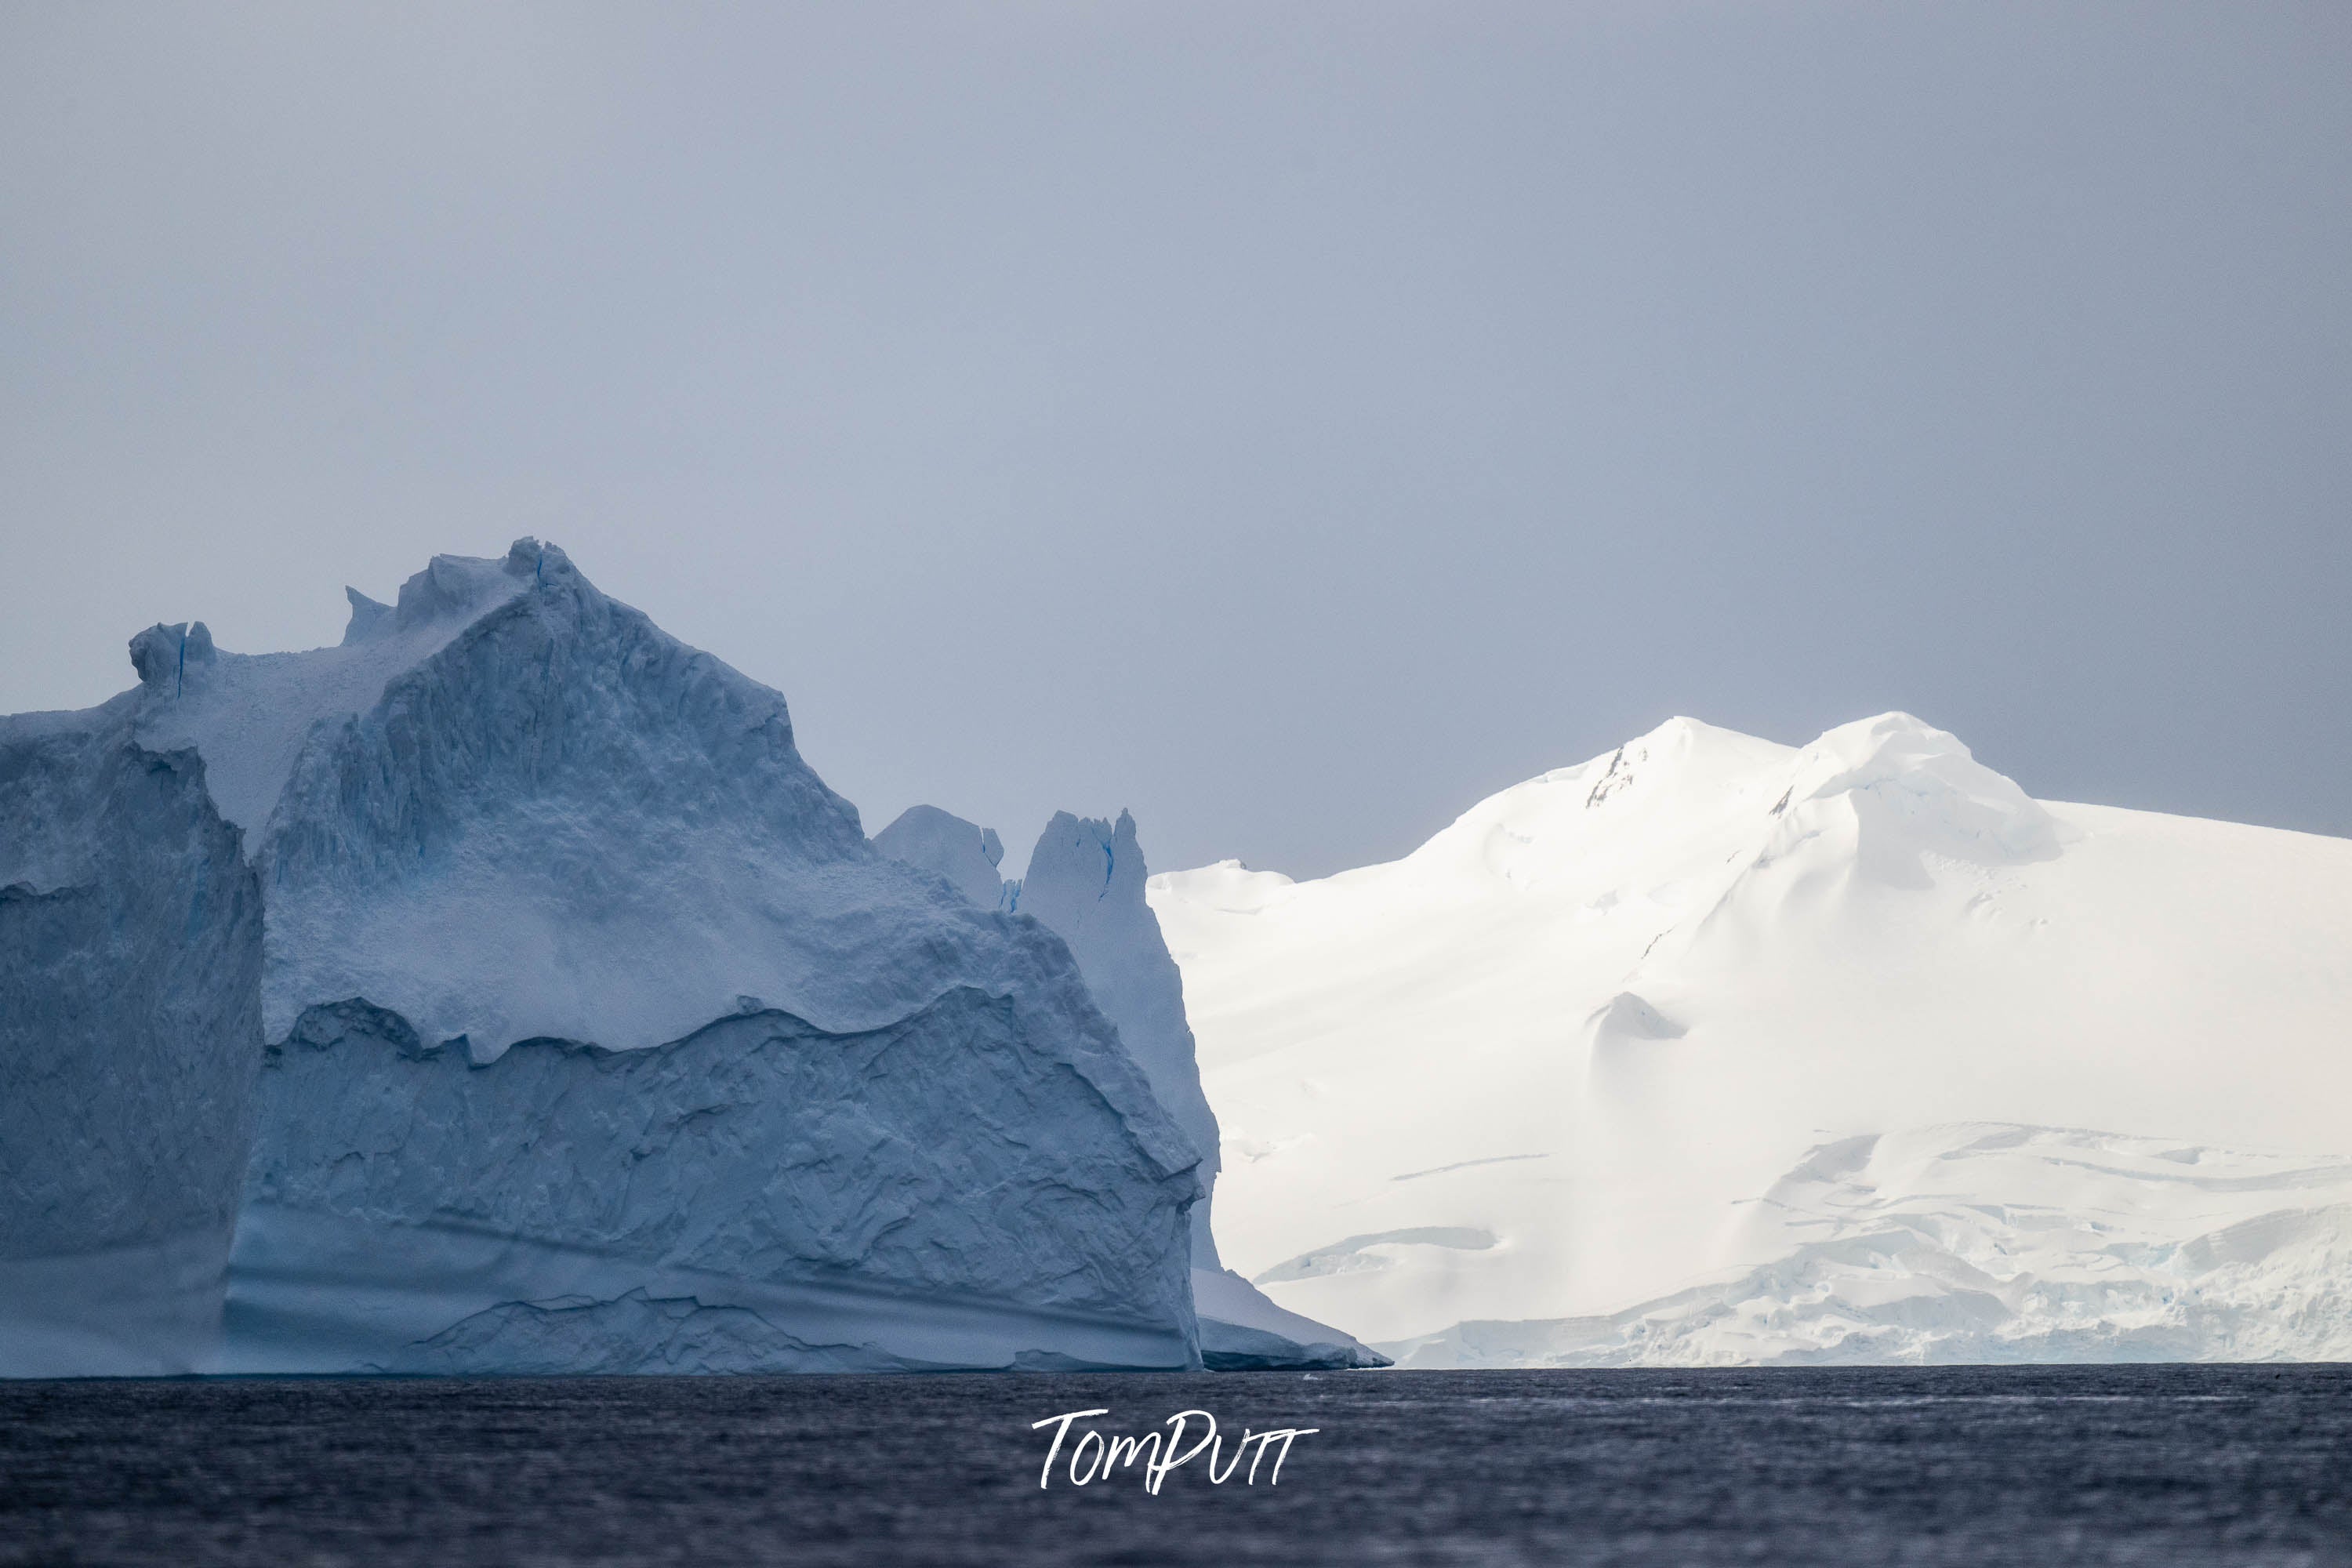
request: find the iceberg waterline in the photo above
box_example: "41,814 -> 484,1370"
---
1153,713 -> 2352,1364
0,732 -> 263,1374
2,541 -> 1201,1375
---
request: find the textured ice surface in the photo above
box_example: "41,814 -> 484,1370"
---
1381,1123 -> 2352,1366
130,553 -> 528,838
233,989 -> 1195,1372
0,713 -> 264,1374
1155,713 -> 2352,1361
877,804 -> 1382,1369
2,541 -> 1203,1374
249,543 -> 1078,1054
1019,811 -> 1223,1264
873,805 -> 1009,912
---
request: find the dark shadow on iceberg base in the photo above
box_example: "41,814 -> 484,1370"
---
0,1234 -> 233,1379
220,1208 -> 1195,1375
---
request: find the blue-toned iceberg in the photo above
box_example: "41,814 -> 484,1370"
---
2,541 -> 1203,1374
877,804 -> 1385,1370
0,716 -> 263,1376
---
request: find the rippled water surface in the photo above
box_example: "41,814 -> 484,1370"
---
4,1366 -> 2349,1565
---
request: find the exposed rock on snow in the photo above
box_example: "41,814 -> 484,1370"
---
2,541 -> 1204,1374
1152,713 -> 2352,1361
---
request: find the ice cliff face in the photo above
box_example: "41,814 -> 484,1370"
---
0,713 -> 264,1375
235,989 -> 1192,1372
1154,712 -> 2352,1363
2,542 -> 1203,1374
1019,810 -> 1224,1266
875,804 -> 1384,1369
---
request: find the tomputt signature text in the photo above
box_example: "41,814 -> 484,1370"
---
1031,1407 -> 1319,1493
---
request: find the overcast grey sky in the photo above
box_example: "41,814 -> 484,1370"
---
4,2 -> 2347,879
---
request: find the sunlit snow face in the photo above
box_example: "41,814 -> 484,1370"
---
1151,713 -> 2352,1357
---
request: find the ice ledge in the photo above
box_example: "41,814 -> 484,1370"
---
1192,1268 -> 1389,1370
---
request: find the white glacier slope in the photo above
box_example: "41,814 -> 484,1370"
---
1149,713 -> 2352,1363
877,805 -> 1385,1370
2,541 -> 1205,1374
1378,1122 -> 2352,1367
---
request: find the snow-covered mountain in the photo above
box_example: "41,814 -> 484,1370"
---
2,542 -> 1203,1376
1149,714 -> 2352,1363
876,804 -> 1384,1370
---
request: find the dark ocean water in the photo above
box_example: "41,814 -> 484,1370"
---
3,1366 -> 2349,1566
